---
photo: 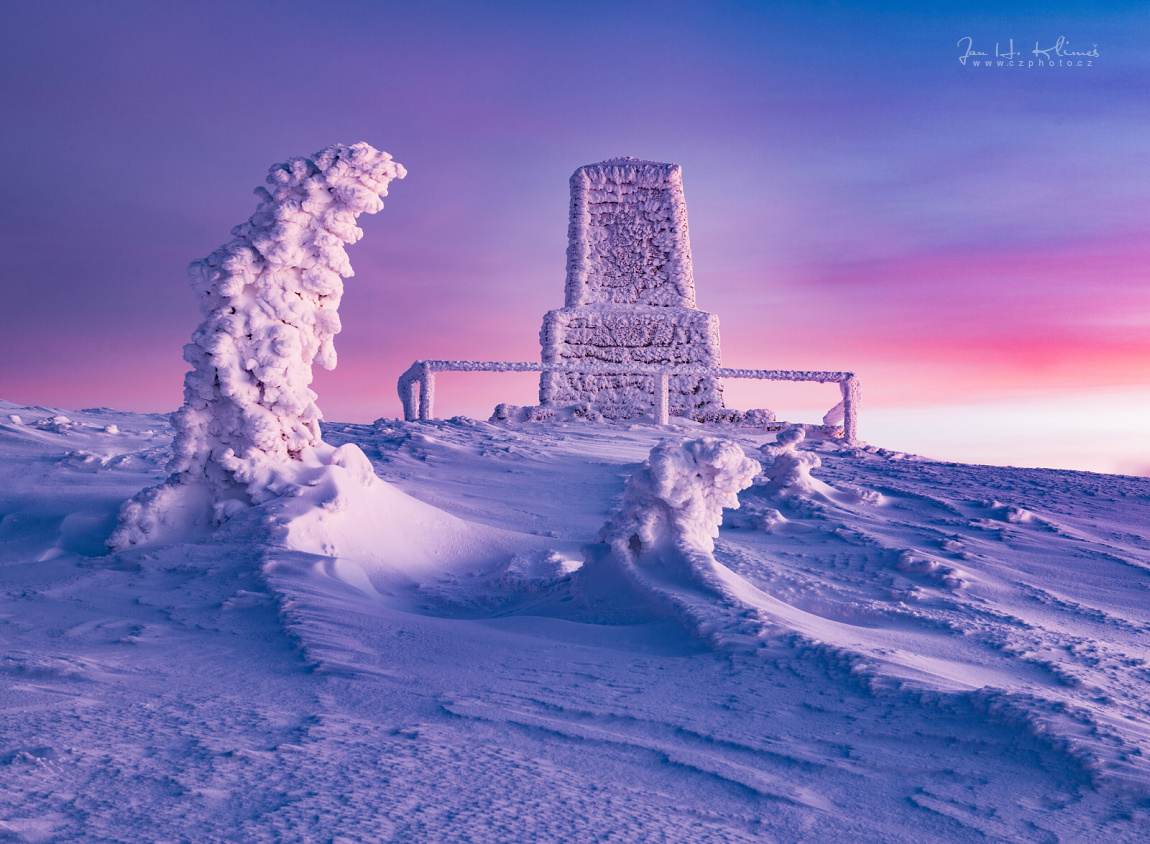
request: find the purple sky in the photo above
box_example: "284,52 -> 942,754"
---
2,1 -> 1147,472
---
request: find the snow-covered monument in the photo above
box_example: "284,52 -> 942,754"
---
399,158 -> 859,439
539,159 -> 723,420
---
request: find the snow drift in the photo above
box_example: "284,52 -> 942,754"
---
109,143 -> 405,550
262,439 -> 570,608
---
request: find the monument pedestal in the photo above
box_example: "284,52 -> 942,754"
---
540,304 -> 722,419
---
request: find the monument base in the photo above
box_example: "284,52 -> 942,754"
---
539,305 -> 724,420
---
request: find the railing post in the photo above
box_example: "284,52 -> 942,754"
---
407,378 -> 419,421
419,363 -> 435,422
841,376 -> 859,443
654,372 -> 670,426
398,362 -> 421,422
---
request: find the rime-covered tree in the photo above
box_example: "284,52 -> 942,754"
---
110,143 -> 405,550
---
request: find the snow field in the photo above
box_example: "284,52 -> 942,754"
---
3,400 -> 1150,840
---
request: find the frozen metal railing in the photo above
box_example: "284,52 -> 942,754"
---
397,360 -> 860,441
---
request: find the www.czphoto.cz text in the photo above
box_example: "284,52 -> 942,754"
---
958,36 -> 1098,67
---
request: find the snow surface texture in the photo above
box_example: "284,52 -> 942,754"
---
108,143 -> 405,551
540,158 -> 724,419
6,399 -> 1150,840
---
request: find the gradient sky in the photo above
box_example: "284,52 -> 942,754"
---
2,1 -> 1147,473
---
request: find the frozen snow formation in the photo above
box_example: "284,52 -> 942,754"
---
759,426 -> 828,496
108,143 -> 405,550
397,157 -> 859,436
598,438 -> 760,558
579,437 -> 760,625
539,158 -> 725,419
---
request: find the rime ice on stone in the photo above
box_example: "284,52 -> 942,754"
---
394,159 -> 857,436
563,159 -> 695,308
539,158 -> 724,419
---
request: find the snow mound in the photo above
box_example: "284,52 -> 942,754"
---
109,143 -> 405,551
576,438 -> 760,626
266,443 -> 557,593
256,437 -> 576,632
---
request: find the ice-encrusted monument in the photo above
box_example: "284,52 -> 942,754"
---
398,158 -> 859,439
539,158 -> 723,419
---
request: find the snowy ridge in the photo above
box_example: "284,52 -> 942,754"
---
250,415 -> 1150,788
560,431 -> 1150,790
311,417 -> 1150,798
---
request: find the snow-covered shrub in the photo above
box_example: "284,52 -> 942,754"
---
576,437 -> 759,628
759,426 -> 823,495
109,143 -> 405,551
598,438 -> 759,561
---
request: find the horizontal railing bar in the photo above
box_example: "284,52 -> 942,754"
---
404,360 -> 854,382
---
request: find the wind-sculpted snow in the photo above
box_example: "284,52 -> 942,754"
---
6,399 -> 1150,840
573,437 -> 766,634
329,415 -> 1150,800
759,426 -> 832,497
109,143 -> 404,550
